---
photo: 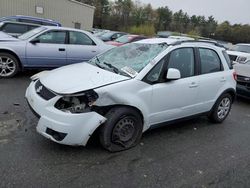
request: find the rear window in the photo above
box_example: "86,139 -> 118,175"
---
222,51 -> 233,69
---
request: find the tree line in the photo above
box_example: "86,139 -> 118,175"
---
78,0 -> 250,44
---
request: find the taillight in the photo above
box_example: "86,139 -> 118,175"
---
233,71 -> 237,81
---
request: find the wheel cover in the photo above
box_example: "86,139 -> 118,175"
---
217,97 -> 231,119
0,56 -> 16,77
112,116 -> 136,146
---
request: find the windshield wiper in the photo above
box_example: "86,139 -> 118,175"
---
103,62 -> 120,74
95,57 -> 105,69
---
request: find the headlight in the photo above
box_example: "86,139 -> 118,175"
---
236,56 -> 247,64
55,90 -> 99,113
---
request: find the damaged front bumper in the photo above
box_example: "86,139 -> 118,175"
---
25,81 -> 106,146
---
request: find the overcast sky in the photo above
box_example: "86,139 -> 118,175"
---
139,0 -> 250,24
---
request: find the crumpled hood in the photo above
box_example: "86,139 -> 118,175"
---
0,31 -> 20,41
39,63 -> 130,94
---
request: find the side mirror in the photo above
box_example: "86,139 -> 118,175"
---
30,38 -> 40,44
166,68 -> 181,80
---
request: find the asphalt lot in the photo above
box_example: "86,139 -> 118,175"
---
1,71 -> 250,188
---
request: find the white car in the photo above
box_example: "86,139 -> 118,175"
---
233,60 -> 250,98
26,39 -> 236,152
227,43 -> 250,64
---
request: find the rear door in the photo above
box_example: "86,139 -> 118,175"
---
26,30 -> 67,67
66,31 -> 100,64
195,47 -> 226,112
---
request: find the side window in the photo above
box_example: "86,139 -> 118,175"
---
69,31 -> 95,45
2,23 -> 28,34
199,48 -> 222,74
37,31 -> 66,44
168,48 -> 195,78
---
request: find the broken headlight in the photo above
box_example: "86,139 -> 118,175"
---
55,90 -> 99,113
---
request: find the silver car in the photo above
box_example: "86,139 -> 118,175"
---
0,26 -> 113,78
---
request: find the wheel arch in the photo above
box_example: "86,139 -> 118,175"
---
87,104 -> 145,145
209,88 -> 236,115
0,49 -> 23,69
93,104 -> 144,125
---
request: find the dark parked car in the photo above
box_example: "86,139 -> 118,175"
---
0,15 -> 61,26
0,21 -> 40,37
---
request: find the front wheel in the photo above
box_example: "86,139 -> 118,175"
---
0,53 -> 20,78
99,107 -> 143,152
208,93 -> 232,123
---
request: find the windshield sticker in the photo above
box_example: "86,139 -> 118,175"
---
121,66 -> 138,77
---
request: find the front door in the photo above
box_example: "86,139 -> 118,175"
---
148,47 -> 199,125
26,30 -> 67,67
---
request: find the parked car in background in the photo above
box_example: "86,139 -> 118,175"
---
0,21 -> 40,37
26,39 -> 236,152
233,43 -> 250,53
106,34 -> 147,46
227,49 -> 250,64
0,15 -> 61,26
233,60 -> 250,98
0,26 -> 113,78
98,31 -> 127,42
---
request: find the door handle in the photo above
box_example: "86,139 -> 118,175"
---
91,50 -> 97,53
189,82 -> 198,88
59,48 -> 65,51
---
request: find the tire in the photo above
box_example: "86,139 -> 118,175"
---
0,52 -> 20,78
99,107 -> 143,152
208,93 -> 232,123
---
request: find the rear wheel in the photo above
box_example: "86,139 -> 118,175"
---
209,93 -> 232,123
0,53 -> 20,78
99,107 -> 143,152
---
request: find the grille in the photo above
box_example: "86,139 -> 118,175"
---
229,54 -> 237,61
35,80 -> 56,100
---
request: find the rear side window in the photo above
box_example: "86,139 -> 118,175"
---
19,18 -> 42,25
69,31 -> 95,45
199,48 -> 222,74
222,51 -> 233,69
1,23 -> 28,34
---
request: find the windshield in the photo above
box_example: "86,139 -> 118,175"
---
88,43 -> 168,77
115,35 -> 133,43
18,27 -> 46,40
234,44 -> 250,53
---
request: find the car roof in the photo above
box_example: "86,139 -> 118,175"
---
236,43 -> 250,46
136,38 -> 226,49
41,26 -> 89,32
135,38 -> 180,45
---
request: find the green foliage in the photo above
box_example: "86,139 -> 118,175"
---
129,24 -> 155,36
81,0 -> 250,43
